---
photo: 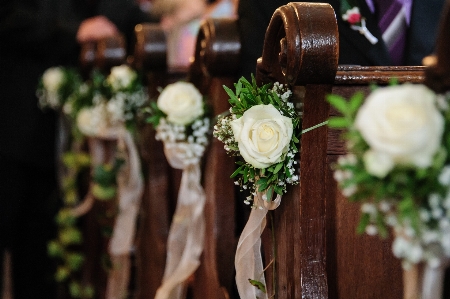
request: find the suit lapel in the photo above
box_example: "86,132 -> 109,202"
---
336,0 -> 392,65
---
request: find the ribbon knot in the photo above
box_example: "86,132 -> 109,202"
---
235,191 -> 282,299
155,142 -> 206,299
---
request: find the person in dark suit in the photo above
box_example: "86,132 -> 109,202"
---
0,1 -> 156,298
238,0 -> 445,78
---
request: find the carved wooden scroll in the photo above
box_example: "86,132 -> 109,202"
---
256,3 -> 338,299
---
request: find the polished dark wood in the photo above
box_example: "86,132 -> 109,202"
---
133,19 -> 241,299
255,2 -> 430,298
75,36 -> 129,299
425,0 -> 450,93
188,18 -> 240,299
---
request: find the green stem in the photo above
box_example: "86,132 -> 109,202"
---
301,120 -> 328,134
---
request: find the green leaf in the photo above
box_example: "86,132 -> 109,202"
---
235,81 -> 242,96
82,285 -> 95,298
48,240 -> 65,257
273,163 -> 283,174
223,85 -> 238,103
67,253 -> 85,270
356,213 -> 370,234
257,177 -> 268,192
326,94 -> 348,115
69,281 -> 82,298
55,266 -> 70,282
265,186 -> 274,202
327,117 -> 350,128
348,92 -> 364,114
389,77 -> 399,86
243,167 -> 249,184
248,279 -> 266,293
230,164 -> 245,178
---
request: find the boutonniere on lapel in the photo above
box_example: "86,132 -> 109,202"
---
341,0 -> 378,44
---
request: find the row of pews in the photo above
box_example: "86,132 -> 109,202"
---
72,1 -> 450,299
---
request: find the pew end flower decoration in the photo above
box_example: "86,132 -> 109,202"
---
38,64 -> 147,298
327,83 -> 450,268
213,76 -> 301,206
144,81 -> 210,299
37,66 -> 82,110
145,81 -> 211,163
213,76 -> 302,299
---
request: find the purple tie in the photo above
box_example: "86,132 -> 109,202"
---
375,0 -> 407,65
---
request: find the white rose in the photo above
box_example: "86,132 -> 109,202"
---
230,104 -> 293,169
107,65 -> 137,91
76,102 -> 111,136
42,67 -> 65,92
157,82 -> 204,125
355,84 -> 444,169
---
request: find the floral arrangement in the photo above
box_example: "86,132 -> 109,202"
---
37,66 -> 83,109
340,0 -> 378,44
146,81 -> 210,163
38,64 -> 147,298
213,76 -> 301,206
145,81 -> 210,299
328,83 -> 450,268
213,76 -> 302,299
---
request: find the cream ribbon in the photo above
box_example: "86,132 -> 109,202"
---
421,257 -> 450,299
69,124 -> 144,299
154,142 -> 206,299
235,192 -> 281,299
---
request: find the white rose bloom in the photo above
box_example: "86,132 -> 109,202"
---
43,67 -> 65,92
107,65 -> 137,91
76,103 -> 110,136
363,149 -> 394,178
230,104 -> 293,169
157,82 -> 204,125
355,84 -> 444,169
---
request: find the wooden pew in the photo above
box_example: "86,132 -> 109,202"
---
75,35 -> 128,299
256,2 -> 426,298
132,23 -> 173,299
187,18 -> 240,299
133,19 -> 241,299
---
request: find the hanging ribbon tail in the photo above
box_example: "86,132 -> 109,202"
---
155,161 -> 206,299
421,258 -> 450,299
107,130 -> 144,299
105,255 -> 131,299
235,193 -> 281,299
351,19 -> 378,45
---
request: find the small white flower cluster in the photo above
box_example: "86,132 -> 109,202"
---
107,65 -> 137,92
107,90 -> 148,123
284,149 -> 299,185
333,154 -> 358,197
213,114 -> 238,154
156,117 -> 210,165
271,82 -> 292,103
271,82 -> 299,187
338,162 -> 450,268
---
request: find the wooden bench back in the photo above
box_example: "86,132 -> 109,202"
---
132,18 -> 241,299
255,2 -> 431,298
